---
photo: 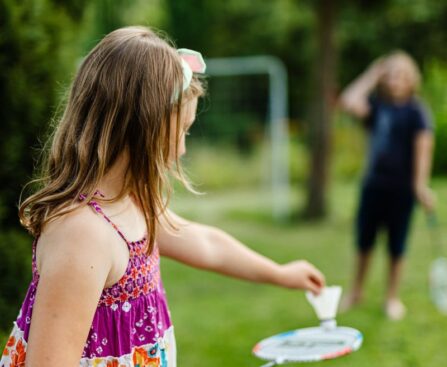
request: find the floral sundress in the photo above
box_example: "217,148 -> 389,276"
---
1,194 -> 176,367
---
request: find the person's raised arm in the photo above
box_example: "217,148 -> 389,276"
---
25,209 -> 113,367
339,57 -> 385,119
157,210 -> 325,294
414,130 -> 435,212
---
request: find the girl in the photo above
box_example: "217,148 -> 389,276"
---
339,51 -> 434,320
0,26 -> 325,367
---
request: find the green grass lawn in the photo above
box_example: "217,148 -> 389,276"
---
164,179 -> 447,367
1,179 -> 445,365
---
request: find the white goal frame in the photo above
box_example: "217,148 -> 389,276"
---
206,56 -> 290,220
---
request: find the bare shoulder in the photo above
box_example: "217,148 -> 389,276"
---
36,204 -> 113,276
25,205 -> 113,365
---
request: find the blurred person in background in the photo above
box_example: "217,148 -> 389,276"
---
339,51 -> 435,320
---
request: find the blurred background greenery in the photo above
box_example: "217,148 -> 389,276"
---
1,0 -> 447,365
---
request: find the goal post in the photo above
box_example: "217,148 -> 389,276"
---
205,56 -> 290,220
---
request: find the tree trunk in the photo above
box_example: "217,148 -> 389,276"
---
303,0 -> 337,219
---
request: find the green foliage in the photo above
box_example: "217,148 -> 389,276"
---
0,332 -> 6,351
0,0 -> 87,334
164,0 -> 315,119
0,230 -> 32,332
422,61 -> 447,175
179,143 -> 267,191
181,126 -> 363,194
332,115 -> 365,181
0,0 -> 87,229
338,1 -> 447,86
122,0 -> 166,27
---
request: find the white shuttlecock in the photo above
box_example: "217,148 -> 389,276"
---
306,286 -> 342,321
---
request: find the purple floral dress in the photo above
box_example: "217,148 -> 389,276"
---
1,195 -> 176,367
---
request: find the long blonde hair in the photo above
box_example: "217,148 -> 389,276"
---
19,26 -> 204,253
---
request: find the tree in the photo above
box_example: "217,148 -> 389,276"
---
0,0 -> 90,332
303,0 -> 337,218
0,0 -> 88,230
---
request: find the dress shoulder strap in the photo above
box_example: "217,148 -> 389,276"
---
31,236 -> 40,281
79,192 -> 130,245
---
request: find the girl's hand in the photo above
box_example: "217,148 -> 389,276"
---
368,56 -> 387,79
415,184 -> 436,213
275,260 -> 325,295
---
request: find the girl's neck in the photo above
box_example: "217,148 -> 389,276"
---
97,151 -> 129,199
379,92 -> 413,106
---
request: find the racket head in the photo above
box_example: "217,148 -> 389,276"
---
429,257 -> 447,314
253,326 -> 363,363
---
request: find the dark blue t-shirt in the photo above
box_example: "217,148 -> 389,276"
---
363,96 -> 432,190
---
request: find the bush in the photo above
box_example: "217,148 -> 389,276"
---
0,230 -> 32,332
179,142 -> 267,190
422,61 -> 447,176
332,112 -> 365,181
178,124 -> 364,195
0,0 -> 88,229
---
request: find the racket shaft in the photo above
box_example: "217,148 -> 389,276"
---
260,362 -> 277,367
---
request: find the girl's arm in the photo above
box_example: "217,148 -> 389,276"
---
414,130 -> 435,212
157,210 -> 325,294
339,58 -> 385,119
25,209 -> 113,367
